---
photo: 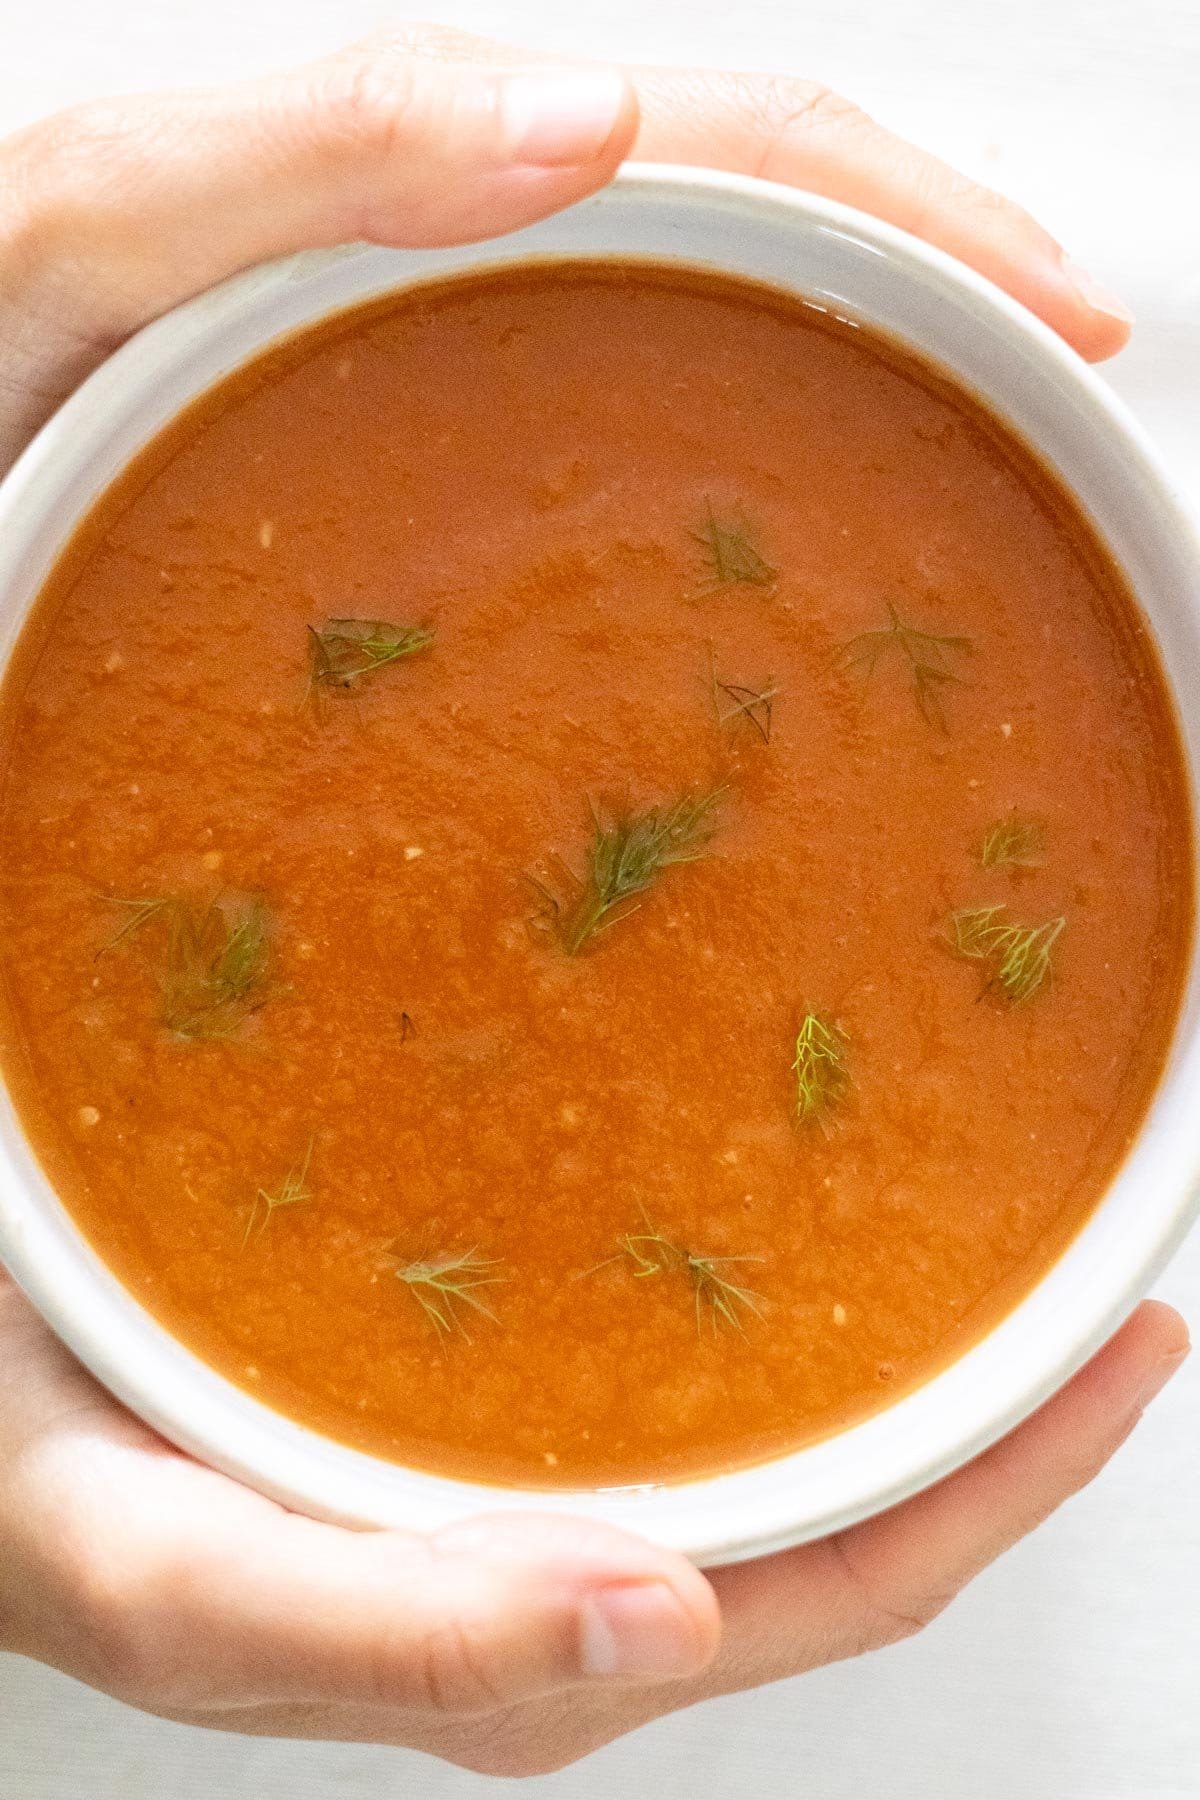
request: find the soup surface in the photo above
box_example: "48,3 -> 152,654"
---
0,263 -> 1191,1486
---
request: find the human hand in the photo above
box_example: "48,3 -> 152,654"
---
0,26 -> 1175,1777
0,1274 -> 1185,1772
0,22 -> 1131,479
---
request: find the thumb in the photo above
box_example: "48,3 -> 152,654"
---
82,1502 -> 721,1714
0,27 -> 635,448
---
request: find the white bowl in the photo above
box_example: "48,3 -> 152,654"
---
0,166 -> 1197,1568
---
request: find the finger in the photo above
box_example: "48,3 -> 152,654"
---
832,1298 -> 1189,1620
698,1299 -> 1188,1691
34,1483 -> 718,1713
631,69 -> 1131,362
0,25 -> 636,461
160,1508 -> 717,1712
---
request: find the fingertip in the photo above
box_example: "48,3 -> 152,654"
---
1129,1297 -> 1191,1361
1021,250 -> 1134,362
498,65 -> 638,171
1114,1299 -> 1190,1411
575,1540 -> 721,1682
1055,1299 -> 1189,1427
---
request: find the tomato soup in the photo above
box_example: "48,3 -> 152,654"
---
0,264 -> 1190,1487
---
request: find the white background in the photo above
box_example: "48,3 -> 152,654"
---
1,3 -> 1198,1796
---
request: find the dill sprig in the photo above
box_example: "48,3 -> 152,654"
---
241,1137 -> 314,1249
709,652 -> 779,744
100,892 -> 278,1039
392,1249 -> 505,1341
837,602 -> 972,730
532,790 -> 721,955
981,815 -> 1046,870
792,1010 -> 849,1125
308,617 -> 433,693
602,1213 -> 764,1336
691,502 -> 777,593
948,904 -> 1065,1003
161,898 -> 274,1039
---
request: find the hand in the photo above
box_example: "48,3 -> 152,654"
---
0,23 -> 1131,478
0,25 -> 1176,1777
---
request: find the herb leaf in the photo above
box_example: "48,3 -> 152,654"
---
101,892 -> 280,1039
691,503 -> 777,592
948,904 -> 1065,1003
709,654 -> 779,745
600,1212 -> 764,1336
981,815 -> 1046,870
392,1249 -> 505,1341
162,897 -> 274,1038
96,895 -> 172,956
242,1137 -> 314,1249
308,618 -> 433,693
534,791 -> 721,955
792,1010 -> 849,1125
837,603 -> 972,730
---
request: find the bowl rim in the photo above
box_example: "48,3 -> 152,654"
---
0,161 -> 1198,1567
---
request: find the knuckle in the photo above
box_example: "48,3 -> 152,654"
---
9,101 -> 136,217
306,50 -> 424,168
0,102 -> 149,289
352,21 -> 484,66
410,1611 -> 510,1716
743,77 -> 870,178
826,1534 -> 939,1653
1064,1411 -> 1138,1495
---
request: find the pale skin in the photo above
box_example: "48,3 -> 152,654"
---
0,24 -> 1187,1778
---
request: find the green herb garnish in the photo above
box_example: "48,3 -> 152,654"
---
242,1137 -> 314,1249
709,653 -> 779,744
308,618 -> 433,693
981,815 -> 1046,870
161,898 -> 274,1038
792,1010 -> 849,1125
96,895 -> 172,955
948,904 -> 1065,1003
837,603 -> 972,730
691,502 -> 777,592
596,1212 -> 764,1336
392,1249 -> 505,1341
100,892 -> 279,1039
531,790 -> 721,955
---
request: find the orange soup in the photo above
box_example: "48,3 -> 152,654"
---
0,263 -> 1191,1486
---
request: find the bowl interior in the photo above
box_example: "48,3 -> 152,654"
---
0,166 -> 1198,1566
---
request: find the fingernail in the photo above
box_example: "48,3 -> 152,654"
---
499,68 -> 628,168
579,1581 -> 699,1679
1133,1346 -> 1190,1413
1060,254 -> 1135,324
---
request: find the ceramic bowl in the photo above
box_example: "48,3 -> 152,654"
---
0,166 -> 1197,1566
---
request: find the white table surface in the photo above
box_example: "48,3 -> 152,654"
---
1,3 -> 1198,1796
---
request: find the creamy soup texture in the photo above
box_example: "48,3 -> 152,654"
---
0,264 -> 1190,1485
